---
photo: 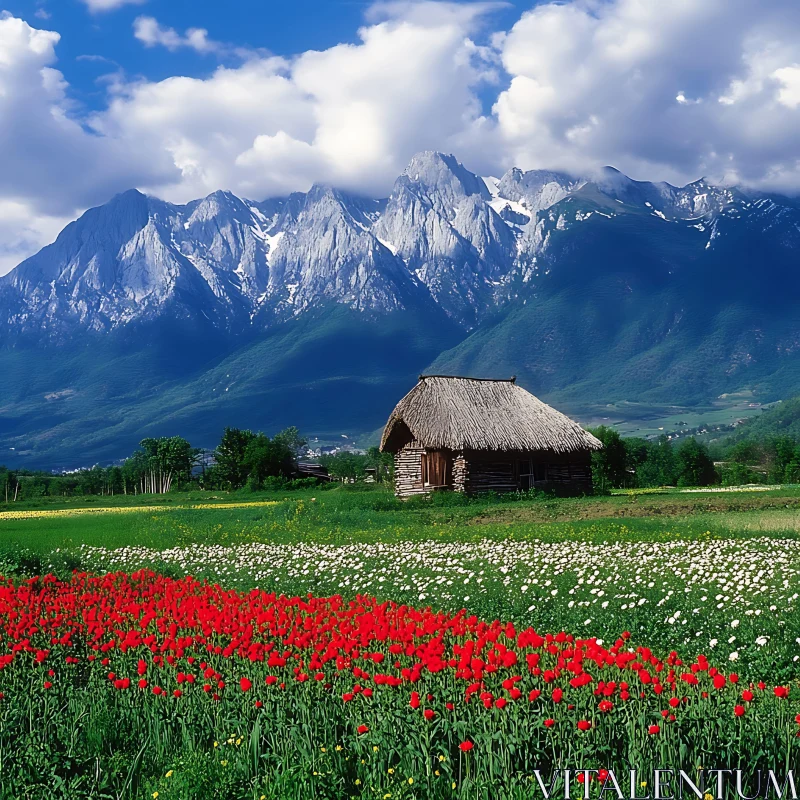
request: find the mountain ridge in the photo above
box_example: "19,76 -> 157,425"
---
3,151 -> 800,468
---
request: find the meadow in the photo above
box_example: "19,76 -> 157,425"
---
0,486 -> 799,798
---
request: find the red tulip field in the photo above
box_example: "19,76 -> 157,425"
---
0,568 -> 798,800
2,489 -> 800,798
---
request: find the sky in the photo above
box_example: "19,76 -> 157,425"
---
2,0 -> 800,274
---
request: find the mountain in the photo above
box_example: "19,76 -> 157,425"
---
2,151 -> 800,467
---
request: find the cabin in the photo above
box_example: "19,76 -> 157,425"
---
380,375 -> 602,497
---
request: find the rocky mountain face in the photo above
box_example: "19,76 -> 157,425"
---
1,151 -> 776,340
3,150 -> 800,467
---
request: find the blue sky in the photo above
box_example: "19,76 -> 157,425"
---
3,0 -> 525,112
1,0 -> 800,274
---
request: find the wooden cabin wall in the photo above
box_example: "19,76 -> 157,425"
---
394,441 -> 426,497
459,450 -> 593,495
395,446 -> 594,497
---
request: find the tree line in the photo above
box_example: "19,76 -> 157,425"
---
589,427 -> 718,493
0,426 -> 393,501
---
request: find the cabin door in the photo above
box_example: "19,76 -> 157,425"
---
422,451 -> 451,488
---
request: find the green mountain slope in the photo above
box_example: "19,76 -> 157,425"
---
0,307 -> 461,468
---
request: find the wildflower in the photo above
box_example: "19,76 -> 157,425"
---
357,725 -> 369,734
459,741 -> 474,752
648,725 -> 661,735
734,705 -> 745,717
577,720 -> 592,731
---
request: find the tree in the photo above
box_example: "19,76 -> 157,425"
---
588,426 -> 627,493
273,426 -> 308,460
242,434 -> 295,489
215,427 -> 257,490
636,436 -> 677,487
319,452 -> 368,481
365,447 -> 393,483
126,437 -> 196,494
623,438 -> 649,488
675,438 -> 717,487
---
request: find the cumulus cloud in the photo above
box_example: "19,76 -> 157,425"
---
99,2 -> 497,201
133,16 -> 221,54
4,0 -> 800,275
490,0 -> 800,188
81,0 -> 146,12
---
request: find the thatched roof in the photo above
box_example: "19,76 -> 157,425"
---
380,375 -> 602,454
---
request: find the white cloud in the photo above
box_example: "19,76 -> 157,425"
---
81,0 -> 146,12
100,2 -> 497,201
4,1 -> 800,274
774,65 -> 800,109
0,200 -> 70,276
489,0 -> 800,187
133,16 -> 221,54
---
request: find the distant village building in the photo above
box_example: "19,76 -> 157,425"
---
380,375 -> 602,497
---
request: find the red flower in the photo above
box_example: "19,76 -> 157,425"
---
577,720 -> 592,731
495,698 -> 508,709
742,690 -> 754,702
43,681 -> 52,689
648,725 -> 660,735
598,700 -> 613,712
459,741 -> 474,752
357,724 -> 369,735
544,718 -> 555,728
138,679 -> 147,689
240,677 -> 252,692
173,689 -> 182,698
423,709 -> 435,720
774,686 -> 789,699
734,705 -> 745,717
552,688 -> 563,703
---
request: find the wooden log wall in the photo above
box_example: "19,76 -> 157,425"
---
452,453 -> 468,493
394,441 -> 427,498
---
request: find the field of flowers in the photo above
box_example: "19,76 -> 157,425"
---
1,487 -> 800,798
0,571 -> 798,800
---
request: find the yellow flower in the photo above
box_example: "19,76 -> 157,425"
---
221,760 -> 228,767
452,782 -> 457,790
641,783 -> 647,789
152,794 -> 159,800
387,768 -> 394,775
384,795 -> 392,799
438,754 -> 446,762
213,741 -> 219,748
373,745 -> 379,752
408,778 -> 414,785
165,770 -> 173,778
235,737 -> 242,746
704,795 -> 714,800
435,770 -> 440,776
355,779 -> 361,786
